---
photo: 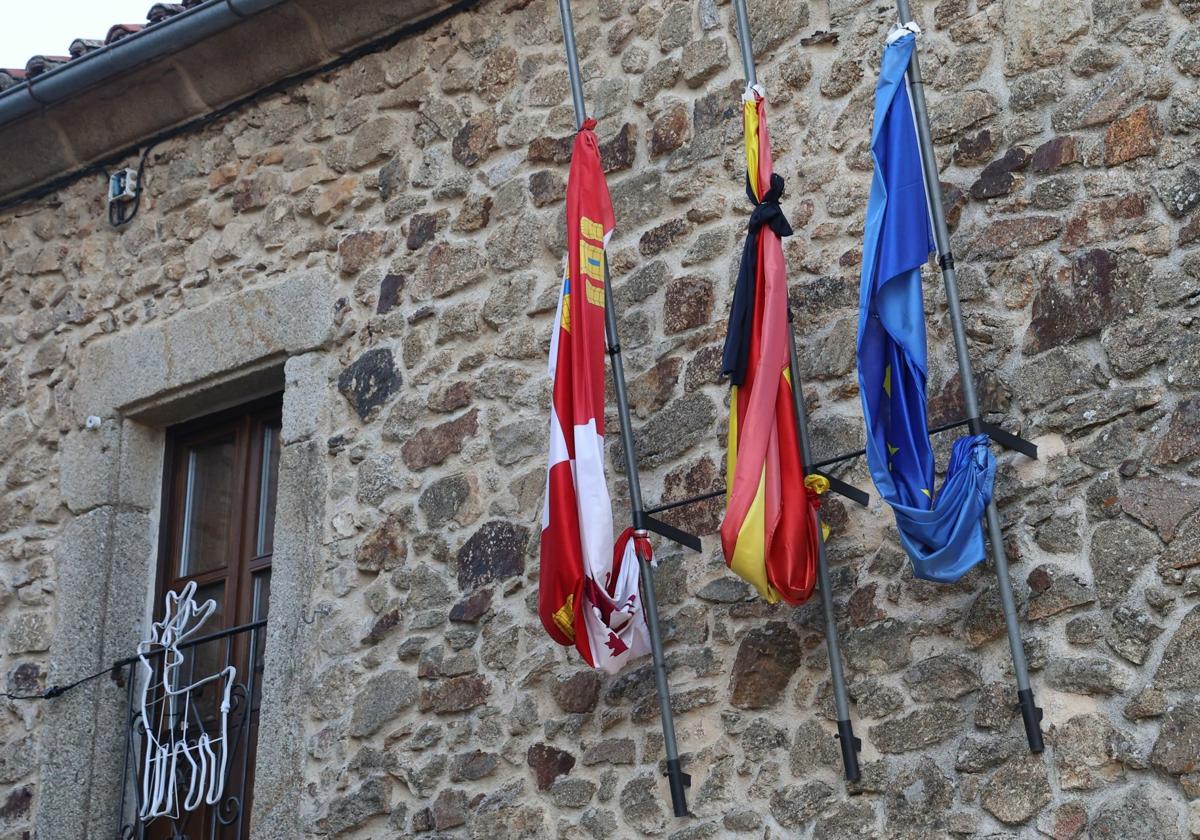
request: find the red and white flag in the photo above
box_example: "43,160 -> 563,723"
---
538,119 -> 651,674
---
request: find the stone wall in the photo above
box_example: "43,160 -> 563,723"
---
1,0 -> 1199,837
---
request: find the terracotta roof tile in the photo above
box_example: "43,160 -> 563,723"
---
147,4 -> 187,24
0,69 -> 27,91
69,39 -> 105,59
1,1 -> 212,93
25,56 -> 70,78
105,24 -> 145,45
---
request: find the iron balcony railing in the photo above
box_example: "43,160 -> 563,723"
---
114,618 -> 267,840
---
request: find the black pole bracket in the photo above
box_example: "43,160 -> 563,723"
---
644,489 -> 725,517
642,513 -> 702,553
816,470 -> 870,508
836,719 -> 863,782
980,421 -> 1038,460
641,471 -> 870,522
664,758 -> 692,817
1017,688 -> 1045,753
811,415 -> 1038,473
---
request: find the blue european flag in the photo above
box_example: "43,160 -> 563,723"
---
856,31 -> 995,583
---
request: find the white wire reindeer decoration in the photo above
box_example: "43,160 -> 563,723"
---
137,581 -> 237,822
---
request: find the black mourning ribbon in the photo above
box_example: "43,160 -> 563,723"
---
720,172 -> 793,387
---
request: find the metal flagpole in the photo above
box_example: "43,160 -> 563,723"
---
556,0 -> 692,815
892,0 -> 1044,754
732,0 -> 861,781
787,330 -> 861,780
787,327 -> 862,780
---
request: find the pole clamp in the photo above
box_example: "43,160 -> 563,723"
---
664,757 -> 691,817
1016,688 -> 1045,754
835,719 -> 863,782
742,82 -> 766,102
886,20 -> 921,43
662,761 -> 692,785
938,252 -> 955,271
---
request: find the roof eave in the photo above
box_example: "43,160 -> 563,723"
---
0,0 -> 461,206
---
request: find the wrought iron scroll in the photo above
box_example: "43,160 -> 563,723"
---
115,604 -> 266,840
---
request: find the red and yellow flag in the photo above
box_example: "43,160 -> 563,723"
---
539,119 -> 652,673
719,89 -> 826,605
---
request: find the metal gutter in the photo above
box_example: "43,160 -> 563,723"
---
0,0 -> 479,211
0,0 -> 287,127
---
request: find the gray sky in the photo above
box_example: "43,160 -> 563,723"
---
2,1 -> 153,69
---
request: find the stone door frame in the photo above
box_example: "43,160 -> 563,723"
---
36,272 -> 336,840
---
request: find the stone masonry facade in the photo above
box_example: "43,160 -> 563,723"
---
3,0 -> 1200,837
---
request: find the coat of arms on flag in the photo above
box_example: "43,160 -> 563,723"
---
538,119 -> 651,674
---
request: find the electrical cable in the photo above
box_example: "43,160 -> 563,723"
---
2,662 -> 122,701
3,613 -> 271,702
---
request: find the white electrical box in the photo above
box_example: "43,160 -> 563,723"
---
108,169 -> 139,205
